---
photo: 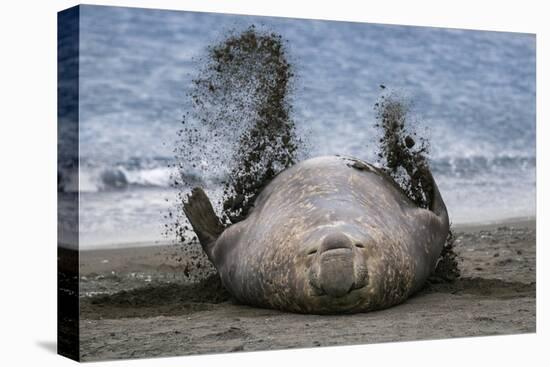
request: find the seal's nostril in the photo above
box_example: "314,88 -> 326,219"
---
320,232 -> 352,253
355,243 -> 365,248
307,249 -> 318,256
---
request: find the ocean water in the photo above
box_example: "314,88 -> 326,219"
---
65,5 -> 535,248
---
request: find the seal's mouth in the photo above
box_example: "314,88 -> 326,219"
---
312,282 -> 366,298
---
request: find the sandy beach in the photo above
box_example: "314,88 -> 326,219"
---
76,218 -> 535,361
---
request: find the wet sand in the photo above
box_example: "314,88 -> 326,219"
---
77,219 -> 536,361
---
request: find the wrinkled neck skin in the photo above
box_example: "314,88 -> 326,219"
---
209,156 -> 449,314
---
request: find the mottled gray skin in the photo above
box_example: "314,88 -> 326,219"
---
190,156 -> 449,314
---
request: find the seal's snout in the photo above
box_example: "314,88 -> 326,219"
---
308,231 -> 369,298
319,250 -> 355,297
317,233 -> 355,298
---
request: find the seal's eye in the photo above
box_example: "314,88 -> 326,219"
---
307,249 -> 318,256
355,243 -> 365,249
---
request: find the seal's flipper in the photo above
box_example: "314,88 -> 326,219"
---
183,187 -> 225,258
424,169 -> 449,227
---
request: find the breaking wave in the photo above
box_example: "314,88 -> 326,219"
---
431,154 -> 535,179
58,165 -> 174,193
58,153 -> 535,193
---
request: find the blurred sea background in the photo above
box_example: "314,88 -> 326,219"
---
59,5 -> 535,249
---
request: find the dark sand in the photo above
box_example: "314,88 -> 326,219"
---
77,219 -> 535,361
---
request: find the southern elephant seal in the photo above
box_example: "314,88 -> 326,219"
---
183,155 -> 449,314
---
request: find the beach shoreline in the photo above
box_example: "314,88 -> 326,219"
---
74,217 -> 536,361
